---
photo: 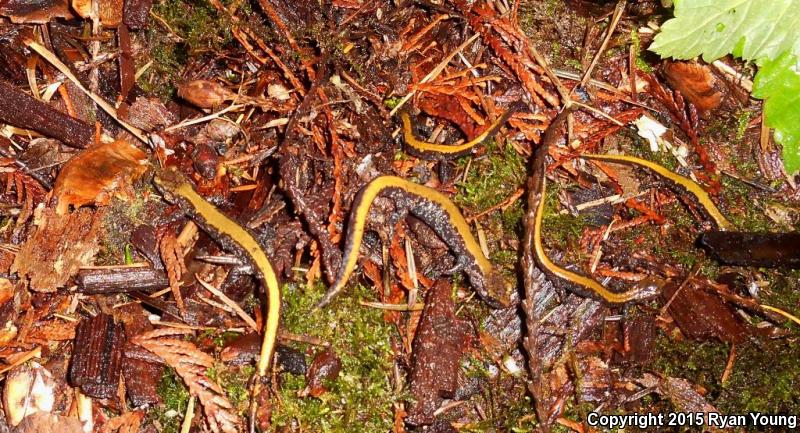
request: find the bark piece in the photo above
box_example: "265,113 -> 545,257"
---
661,281 -> 749,344
12,207 -> 103,292
699,231 -> 800,268
117,304 -> 162,407
119,97 -> 176,132
406,280 -> 471,426
0,80 -> 92,148
76,267 -> 168,294
69,314 -> 126,399
123,0 -> 152,28
0,0 -> 73,23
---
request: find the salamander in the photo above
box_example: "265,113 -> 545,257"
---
401,102 -> 525,160
531,110 -> 659,303
152,168 -> 280,378
315,175 -> 512,309
581,153 -> 733,231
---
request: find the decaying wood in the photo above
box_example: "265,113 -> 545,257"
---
76,267 -> 168,294
118,304 -> 163,407
0,79 -> 93,148
12,207 -> 104,292
69,314 -> 126,399
406,280 -> 470,426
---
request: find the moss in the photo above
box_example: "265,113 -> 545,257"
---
719,176 -> 771,232
271,282 -> 398,432
651,336 -> 729,395
718,340 -> 800,414
651,334 -> 800,415
383,97 -> 402,109
152,368 -> 191,433
456,140 -> 526,212
457,357 -> 539,432
630,28 -> 654,73
759,269 -> 800,323
735,109 -> 753,141
98,195 -> 149,265
208,364 -> 256,412
142,0 -> 234,98
540,182 -> 591,264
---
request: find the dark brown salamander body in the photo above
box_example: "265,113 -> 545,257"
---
401,101 -> 526,160
699,231 -> 800,268
316,175 -> 512,309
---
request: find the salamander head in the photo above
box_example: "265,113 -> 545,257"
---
483,271 -> 517,308
152,167 -> 188,201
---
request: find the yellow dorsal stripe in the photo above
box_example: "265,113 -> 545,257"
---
171,181 -> 280,377
331,175 -> 491,298
401,108 -> 515,155
533,177 -> 643,304
581,153 -> 732,231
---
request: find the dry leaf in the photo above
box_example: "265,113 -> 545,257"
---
3,363 -> 56,426
12,412 -> 83,433
52,139 -> 147,215
663,60 -> 722,116
99,410 -> 143,433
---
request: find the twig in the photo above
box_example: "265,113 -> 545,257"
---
571,101 -> 625,126
389,33 -> 480,116
659,264 -> 701,317
163,104 -> 243,132
359,301 -> 425,311
712,60 -> 753,93
720,344 -> 736,385
579,0 -> 626,88
466,187 -> 525,222
24,40 -> 148,143
180,396 -> 196,433
197,277 -> 258,332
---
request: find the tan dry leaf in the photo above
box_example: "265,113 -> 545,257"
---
3,363 -> 56,427
99,410 -> 143,433
70,0 -> 121,25
12,207 -> 104,292
132,328 -> 243,433
11,412 -> 83,433
70,0 -> 90,18
52,139 -> 147,215
663,60 -> 723,116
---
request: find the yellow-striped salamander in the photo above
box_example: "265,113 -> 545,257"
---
152,168 -> 280,379
401,102 -> 525,160
580,153 -> 733,231
531,110 -> 659,303
315,175 -> 512,309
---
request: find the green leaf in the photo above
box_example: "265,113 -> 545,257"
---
650,0 -> 800,62
753,53 -> 800,174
